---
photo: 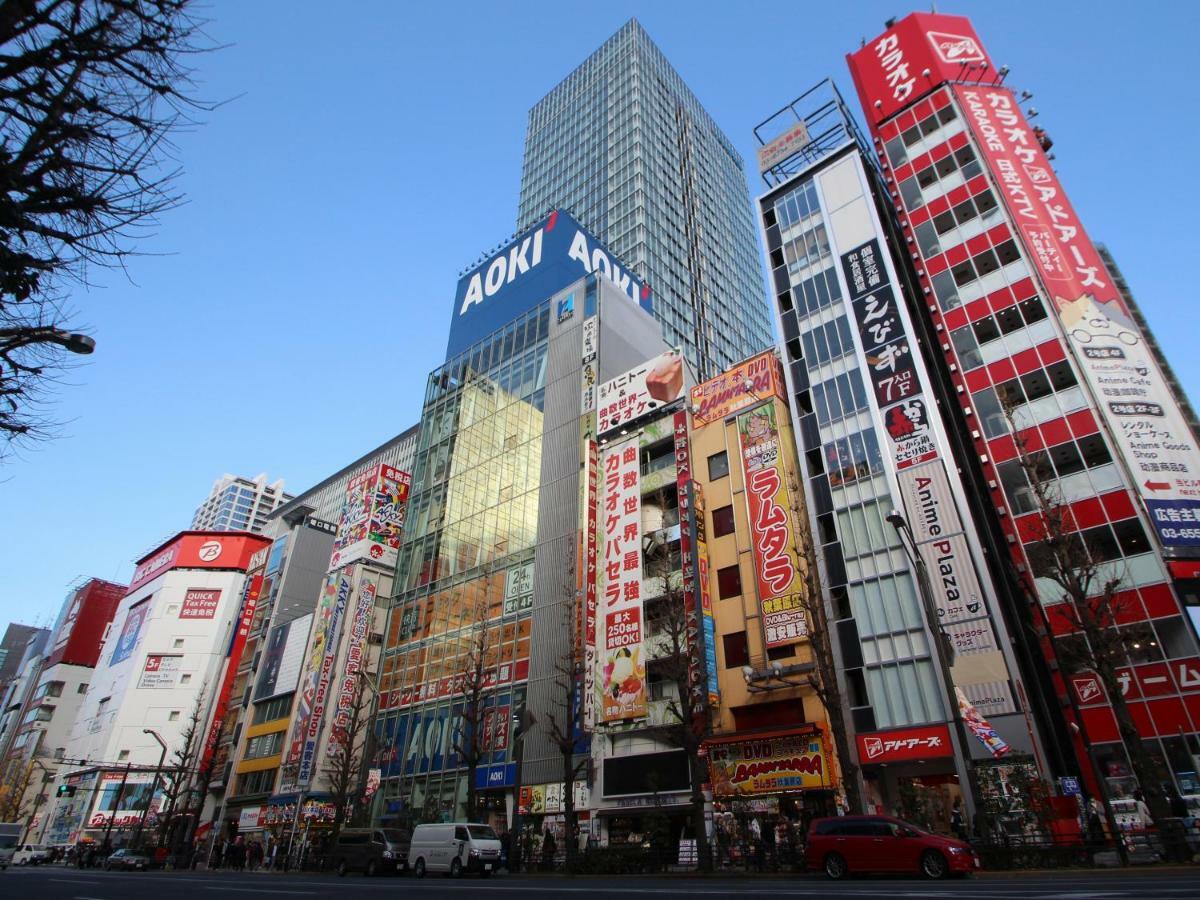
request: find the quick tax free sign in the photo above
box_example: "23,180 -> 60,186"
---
446,209 -> 652,358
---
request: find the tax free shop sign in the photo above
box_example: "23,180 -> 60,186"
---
447,209 -> 652,359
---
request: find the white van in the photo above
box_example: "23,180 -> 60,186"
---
408,822 -> 501,877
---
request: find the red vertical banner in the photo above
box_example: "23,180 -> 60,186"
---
583,437 -> 599,728
597,435 -> 646,722
200,572 -> 262,772
953,84 -> 1200,551
673,410 -> 706,727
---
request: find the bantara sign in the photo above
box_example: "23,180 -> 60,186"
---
446,209 -> 652,359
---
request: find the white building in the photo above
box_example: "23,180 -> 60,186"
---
191,473 -> 293,534
55,531 -> 270,845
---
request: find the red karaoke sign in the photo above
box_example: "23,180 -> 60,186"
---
847,12 -> 992,124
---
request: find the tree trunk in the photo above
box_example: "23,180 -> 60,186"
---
687,744 -> 712,872
465,765 -> 478,822
1101,669 -> 1171,822
563,748 -> 578,870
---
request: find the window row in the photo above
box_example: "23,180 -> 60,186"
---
950,296 -> 1051,371
898,144 -> 983,211
930,239 -> 1024,312
802,314 -> 856,370
884,102 -> 959,168
825,430 -> 885,489
782,265 -> 843,319
994,435 -> 1113,515
912,189 -> 1001,258
812,369 -> 870,426
773,178 -> 820,231
244,730 -> 285,760
972,359 -> 1080,439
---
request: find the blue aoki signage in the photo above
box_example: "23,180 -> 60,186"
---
446,209 -> 652,359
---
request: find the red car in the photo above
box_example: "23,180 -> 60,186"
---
805,815 -> 979,879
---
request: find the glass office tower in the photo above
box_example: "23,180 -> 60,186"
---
518,19 -> 773,380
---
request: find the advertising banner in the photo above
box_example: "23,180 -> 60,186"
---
180,588 -> 221,620
297,569 -> 353,784
254,612 -> 312,701
757,120 -> 812,173
598,436 -> 647,722
673,410 -> 708,726
504,561 -> 534,615
327,575 -> 378,754
708,731 -> 829,795
847,12 -> 992,124
109,601 -> 149,665
597,349 -> 686,437
736,404 -> 808,648
88,772 -> 161,828
288,569 -> 353,783
138,654 -> 182,689
330,465 -> 411,571
954,84 -> 1200,551
583,434 -> 599,728
856,723 -> 954,764
956,686 -> 1011,758
690,350 -> 784,427
200,570 -> 262,773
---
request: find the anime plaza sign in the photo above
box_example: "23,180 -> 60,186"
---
447,209 -> 652,358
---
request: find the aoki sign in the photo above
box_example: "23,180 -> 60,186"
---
447,209 -> 652,358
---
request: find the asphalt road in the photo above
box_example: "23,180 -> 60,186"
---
4,864 -> 1199,899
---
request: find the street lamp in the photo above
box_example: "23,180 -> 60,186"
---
886,509 -> 982,826
134,730 -> 168,850
0,326 -> 95,355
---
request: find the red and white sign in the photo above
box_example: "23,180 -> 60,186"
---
1071,673 -> 1105,706
582,437 -> 599,728
597,435 -> 647,722
128,533 -> 269,594
200,572 -> 262,772
857,724 -> 954,763
953,83 -> 1200,553
596,349 -> 685,438
138,654 -> 182,689
180,588 -> 221,619
846,12 -> 992,123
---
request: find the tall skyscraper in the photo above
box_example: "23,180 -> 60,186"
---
191,472 -> 292,534
517,19 -> 773,379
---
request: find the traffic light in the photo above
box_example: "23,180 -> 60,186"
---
56,784 -> 76,797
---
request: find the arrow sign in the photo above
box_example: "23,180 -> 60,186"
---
1145,480 -> 1171,492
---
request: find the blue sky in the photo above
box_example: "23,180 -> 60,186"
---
2,0 -> 1198,628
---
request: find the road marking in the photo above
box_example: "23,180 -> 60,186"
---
202,889 -> 316,896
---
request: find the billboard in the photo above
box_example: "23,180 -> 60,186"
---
88,771 -> 161,828
597,435 -> 647,722
448,209 -> 652,359
138,654 -> 182,689
846,12 -> 992,124
200,569 -> 262,772
690,350 -> 784,427
254,612 -> 312,701
756,121 -> 811,173
856,724 -> 953,764
329,464 -> 411,571
180,588 -> 221,620
128,533 -> 270,594
326,574 -> 378,754
736,404 -> 808,648
596,349 -> 686,437
953,84 -> 1200,553
293,569 -> 353,785
109,601 -> 149,665
672,412 -> 705,729
708,730 -> 829,795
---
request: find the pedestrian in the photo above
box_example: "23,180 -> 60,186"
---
1134,790 -> 1154,830
951,797 -> 967,841
499,829 -> 511,871
1086,797 -> 1105,844
541,827 -> 557,871
750,817 -> 764,871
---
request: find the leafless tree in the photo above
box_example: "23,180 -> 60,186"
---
0,0 -> 212,450
156,689 -> 204,849
541,583 -> 588,869
451,590 -> 494,823
1003,402 -> 1171,825
641,489 -> 713,872
322,672 -> 372,845
784,470 -> 863,814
